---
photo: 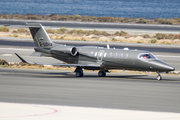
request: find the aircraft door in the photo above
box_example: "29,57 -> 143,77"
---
97,50 -> 104,61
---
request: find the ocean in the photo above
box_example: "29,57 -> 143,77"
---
0,0 -> 180,19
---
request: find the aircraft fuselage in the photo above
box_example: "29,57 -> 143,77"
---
50,45 -> 175,72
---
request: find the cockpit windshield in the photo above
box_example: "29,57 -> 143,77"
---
139,53 -> 156,59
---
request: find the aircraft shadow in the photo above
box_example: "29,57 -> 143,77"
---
34,73 -> 153,80
9,71 -> 178,81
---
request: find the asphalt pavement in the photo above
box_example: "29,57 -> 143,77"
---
0,68 -> 180,113
0,20 -> 180,119
1,19 -> 180,34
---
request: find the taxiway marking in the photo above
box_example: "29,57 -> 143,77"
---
0,103 -> 59,119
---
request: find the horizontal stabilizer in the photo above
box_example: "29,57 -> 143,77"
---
25,23 -> 41,27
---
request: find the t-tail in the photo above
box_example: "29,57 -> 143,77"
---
26,23 -> 54,49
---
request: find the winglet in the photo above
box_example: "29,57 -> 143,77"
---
15,53 -> 28,63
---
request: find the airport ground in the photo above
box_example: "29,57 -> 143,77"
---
1,19 -> 180,35
0,20 -> 180,119
0,68 -> 180,120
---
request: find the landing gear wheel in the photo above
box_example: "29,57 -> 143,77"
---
156,75 -> 162,81
156,72 -> 162,80
98,71 -> 106,77
75,66 -> 84,77
76,71 -> 83,77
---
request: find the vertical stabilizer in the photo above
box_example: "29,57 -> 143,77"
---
26,23 -> 54,49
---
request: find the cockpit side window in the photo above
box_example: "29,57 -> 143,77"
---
139,53 -> 156,59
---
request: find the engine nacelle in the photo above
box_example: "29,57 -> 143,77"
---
51,46 -> 78,56
69,46 -> 78,56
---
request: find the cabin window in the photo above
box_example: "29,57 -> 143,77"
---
109,53 -> 112,58
139,53 -> 156,59
104,52 -> 107,57
94,52 -> 97,56
114,53 -> 118,58
119,53 -> 123,58
90,51 -> 93,56
125,54 -> 128,59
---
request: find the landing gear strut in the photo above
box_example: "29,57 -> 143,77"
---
156,72 -> 162,80
98,71 -> 106,77
75,66 -> 83,77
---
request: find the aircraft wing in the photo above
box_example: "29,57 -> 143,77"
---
15,53 -> 100,67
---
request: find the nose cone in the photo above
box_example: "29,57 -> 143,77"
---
151,60 -> 175,72
164,65 -> 175,71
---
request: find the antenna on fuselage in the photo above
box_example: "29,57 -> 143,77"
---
107,44 -> 110,49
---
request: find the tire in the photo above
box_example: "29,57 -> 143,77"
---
76,72 -> 80,77
80,72 -> 84,77
76,71 -> 83,77
156,75 -> 162,80
98,71 -> 106,77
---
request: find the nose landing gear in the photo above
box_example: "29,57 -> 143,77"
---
156,72 -> 162,80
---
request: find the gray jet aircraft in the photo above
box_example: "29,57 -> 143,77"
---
15,23 -> 175,80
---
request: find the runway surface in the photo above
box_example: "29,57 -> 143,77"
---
1,19 -> 180,34
1,20 -> 180,119
0,68 -> 180,113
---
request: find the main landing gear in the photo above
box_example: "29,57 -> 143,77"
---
76,71 -> 84,77
75,67 -> 107,77
98,71 -> 106,77
75,66 -> 83,77
156,72 -> 162,81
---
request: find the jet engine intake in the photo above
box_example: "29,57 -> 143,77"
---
71,47 -> 78,56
